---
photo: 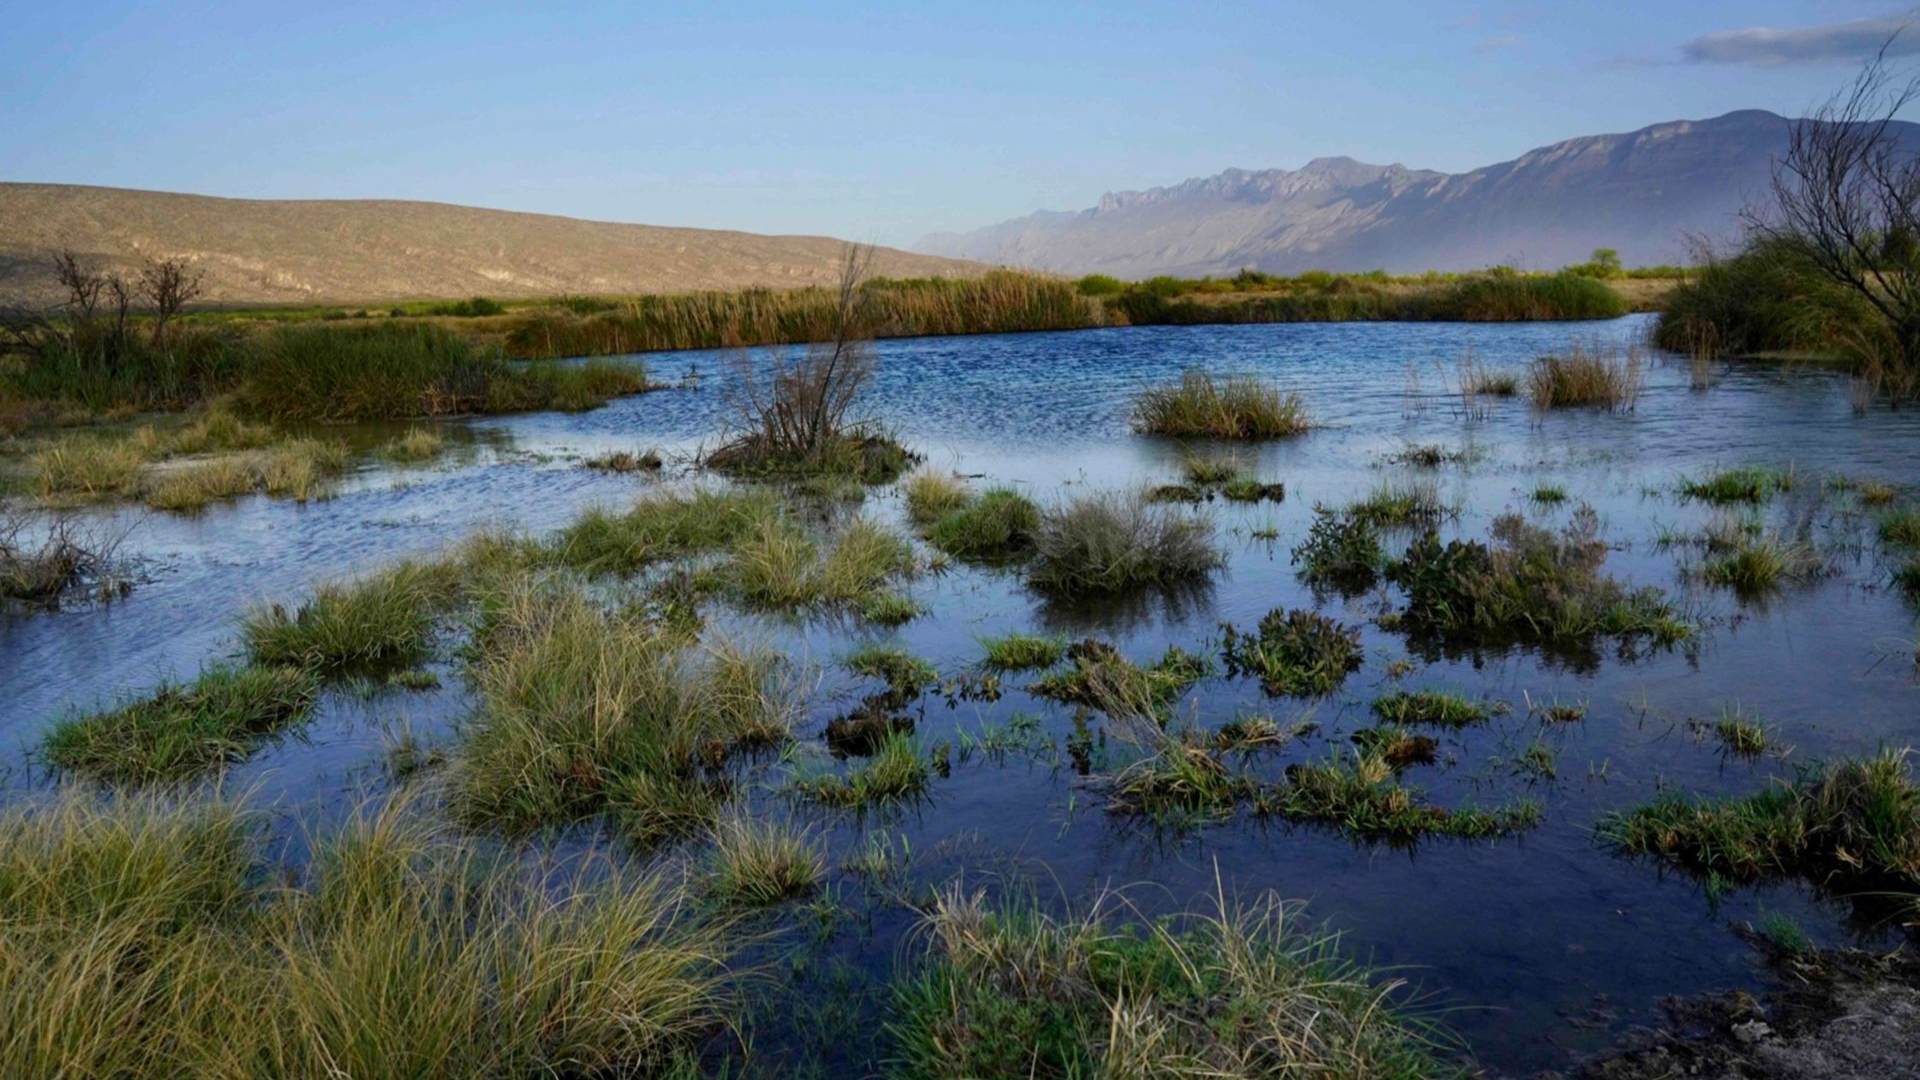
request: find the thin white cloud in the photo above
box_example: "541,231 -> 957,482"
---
1682,13 -> 1920,66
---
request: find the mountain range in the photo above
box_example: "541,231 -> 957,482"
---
917,110 -> 1891,277
0,184 -> 978,306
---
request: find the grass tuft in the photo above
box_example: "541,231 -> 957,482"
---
1220,607 -> 1364,697
1131,370 -> 1311,439
43,665 -> 319,782
1029,492 -> 1221,597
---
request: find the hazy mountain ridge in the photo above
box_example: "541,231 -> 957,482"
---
919,110 -> 1914,276
0,184 -> 981,306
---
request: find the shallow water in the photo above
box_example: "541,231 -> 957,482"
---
5,314 -> 1920,1074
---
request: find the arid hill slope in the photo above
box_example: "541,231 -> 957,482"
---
0,183 -> 981,305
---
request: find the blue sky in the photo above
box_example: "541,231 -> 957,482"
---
2,2 -> 1914,245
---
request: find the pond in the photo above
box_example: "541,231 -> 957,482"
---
5,313 -> 1918,1075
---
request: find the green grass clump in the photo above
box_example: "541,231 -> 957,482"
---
549,488 -> 778,576
1220,607 -> 1364,697
1277,752 -> 1542,841
1131,370 -> 1311,439
382,426 -> 444,462
1181,454 -> 1240,485
703,817 -> 823,907
1029,492 -> 1221,597
1350,726 -> 1438,769
166,408 -> 276,454
142,458 -> 258,512
902,468 -> 971,526
42,665 -> 319,782
1347,480 -> 1452,528
242,560 -> 459,675
1599,749 -> 1920,895
1525,346 -> 1643,410
1220,475 -> 1285,503
1369,690 -> 1490,728
978,632 -> 1069,672
1530,482 -> 1568,504
858,592 -> 922,626
1700,533 -> 1823,598
721,516 -> 915,612
1107,742 -> 1263,821
792,731 -> 932,808
1679,466 -> 1794,505
453,580 -> 794,840
1895,557 -> 1920,599
1291,508 -> 1385,593
924,487 -> 1041,561
0,792 -> 733,1078
890,885 -> 1457,1080
1881,507 -> 1920,548
1388,507 -> 1689,657
1030,640 -> 1209,723
1711,706 -> 1773,756
1757,912 -> 1811,956
843,643 -> 940,697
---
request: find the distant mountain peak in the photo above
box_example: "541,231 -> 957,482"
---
920,110 -> 1874,277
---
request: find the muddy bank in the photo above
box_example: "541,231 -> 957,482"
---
1555,930 -> 1920,1080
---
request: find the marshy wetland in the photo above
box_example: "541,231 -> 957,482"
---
4,311 -> 1919,1076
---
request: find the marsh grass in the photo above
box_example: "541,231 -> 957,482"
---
242,560 -> 459,674
549,488 -> 778,576
1219,475 -> 1285,503
1525,346 -> 1644,411
842,643 -> 939,698
703,817 -> 823,907
1388,507 -> 1689,655
1599,749 -> 1920,895
1700,532 -> 1824,597
1030,640 -> 1209,725
902,469 -> 971,525
1278,752 -> 1542,841
978,632 -> 1069,672
0,792 -> 734,1077
791,730 -> 932,808
454,580 -> 795,841
858,592 -> 922,626
1348,480 -> 1454,528
382,426 -> 444,462
1291,509 -> 1385,593
721,516 -> 915,613
1370,690 -> 1491,728
1351,726 -> 1438,769
923,487 -> 1041,561
1679,465 -> 1796,505
1219,607 -> 1363,697
583,448 -> 664,473
1030,492 -> 1221,597
889,883 -> 1461,1080
137,437 -> 350,511
1529,482 -> 1568,505
42,665 -> 319,782
1709,706 -> 1774,757
1181,454 -> 1241,485
32,436 -> 147,501
143,457 -> 257,512
1130,370 -> 1311,439
1881,507 -> 1920,548
1107,742 -> 1262,821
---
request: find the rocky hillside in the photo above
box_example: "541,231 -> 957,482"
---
0,184 -> 980,306
919,111 -> 1909,276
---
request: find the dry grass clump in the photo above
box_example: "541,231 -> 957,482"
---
1525,345 -> 1644,411
889,883 -> 1458,1080
1131,370 -> 1311,439
0,792 -> 733,1077
584,448 -> 663,473
0,511 -> 125,607
1030,491 -> 1221,597
381,426 -> 444,462
32,435 -> 147,501
137,437 -> 350,511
